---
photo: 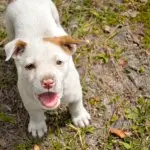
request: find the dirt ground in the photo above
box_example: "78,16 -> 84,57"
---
0,0 -> 150,150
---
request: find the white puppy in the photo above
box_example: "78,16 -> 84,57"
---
4,0 -> 91,137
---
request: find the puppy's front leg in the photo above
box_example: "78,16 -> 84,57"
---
27,108 -> 47,138
18,84 -> 47,137
69,100 -> 91,127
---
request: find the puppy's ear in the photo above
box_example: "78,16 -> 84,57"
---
5,39 -> 27,61
43,36 -> 88,55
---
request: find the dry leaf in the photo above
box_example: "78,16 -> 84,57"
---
119,59 -> 127,67
109,127 -> 131,138
89,97 -> 100,105
34,144 -> 40,150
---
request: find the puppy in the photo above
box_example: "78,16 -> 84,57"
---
4,0 -> 91,137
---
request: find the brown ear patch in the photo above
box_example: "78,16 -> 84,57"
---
43,36 -> 84,55
14,40 -> 27,56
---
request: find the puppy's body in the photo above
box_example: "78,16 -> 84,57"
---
6,0 -> 66,40
5,0 -> 90,137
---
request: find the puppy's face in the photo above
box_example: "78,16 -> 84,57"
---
5,36 -> 83,110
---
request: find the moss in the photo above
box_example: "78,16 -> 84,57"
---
0,29 -> 7,41
0,111 -> 15,123
14,142 -> 32,150
90,8 -> 125,26
15,144 -> 27,150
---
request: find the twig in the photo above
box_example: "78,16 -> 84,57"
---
68,124 -> 85,149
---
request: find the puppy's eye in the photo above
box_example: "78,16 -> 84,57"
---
25,63 -> 36,70
56,60 -> 63,65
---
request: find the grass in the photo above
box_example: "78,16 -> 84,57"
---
104,97 -> 150,150
0,111 -> 15,123
137,1 -> 150,49
0,29 -> 7,41
131,0 -> 150,49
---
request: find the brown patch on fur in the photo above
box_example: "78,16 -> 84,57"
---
43,36 -> 84,55
14,40 -> 27,56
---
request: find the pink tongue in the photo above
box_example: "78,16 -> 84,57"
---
39,92 -> 58,107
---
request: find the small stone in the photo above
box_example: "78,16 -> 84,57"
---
0,139 -> 7,148
122,10 -> 139,18
103,25 -> 111,33
85,39 -> 90,44
130,11 -> 138,18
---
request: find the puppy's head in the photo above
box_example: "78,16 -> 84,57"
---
5,36 -> 84,110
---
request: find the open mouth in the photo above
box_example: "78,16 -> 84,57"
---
38,92 -> 59,108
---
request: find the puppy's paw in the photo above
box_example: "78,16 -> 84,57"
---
72,109 -> 91,127
28,120 -> 47,138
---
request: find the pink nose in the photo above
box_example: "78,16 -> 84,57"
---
41,79 -> 55,89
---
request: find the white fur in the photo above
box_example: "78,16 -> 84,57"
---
4,0 -> 91,137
